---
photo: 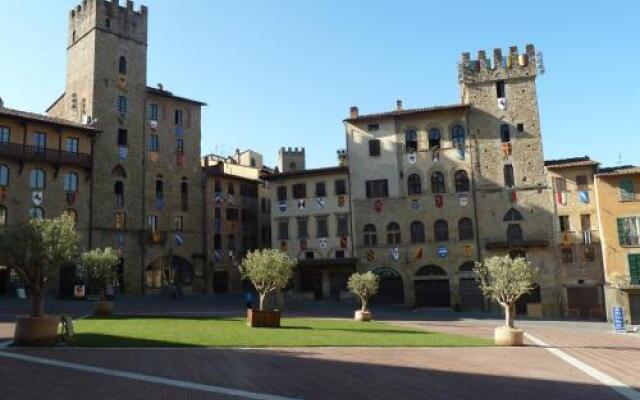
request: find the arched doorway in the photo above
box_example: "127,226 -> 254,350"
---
458,262 -> 484,311
516,283 -> 541,315
145,256 -> 193,292
415,265 -> 450,307
372,267 -> 404,305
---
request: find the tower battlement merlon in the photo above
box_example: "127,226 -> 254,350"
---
459,44 -> 538,83
68,0 -> 148,47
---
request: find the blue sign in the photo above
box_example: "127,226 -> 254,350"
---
579,190 -> 590,204
437,246 -> 448,258
613,306 -> 625,332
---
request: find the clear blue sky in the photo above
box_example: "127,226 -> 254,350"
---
1,1 -> 639,168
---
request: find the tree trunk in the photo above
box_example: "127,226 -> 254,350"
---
259,294 -> 266,311
361,298 -> 368,312
31,290 -> 45,317
504,303 -> 515,328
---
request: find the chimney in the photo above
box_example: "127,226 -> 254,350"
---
0,97 -> 3,108
349,106 -> 359,119
157,83 -> 163,91
396,99 -> 403,111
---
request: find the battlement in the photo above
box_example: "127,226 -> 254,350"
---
68,0 -> 148,46
279,146 -> 305,156
459,44 -> 541,83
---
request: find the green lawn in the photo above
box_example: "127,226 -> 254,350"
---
71,316 -> 490,348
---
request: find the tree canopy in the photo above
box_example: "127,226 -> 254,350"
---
239,249 -> 296,310
348,271 -> 379,312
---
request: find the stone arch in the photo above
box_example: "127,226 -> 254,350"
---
414,265 -> 450,307
503,208 -> 524,222
459,261 -> 475,272
145,255 -> 193,290
372,267 -> 404,305
416,265 -> 447,277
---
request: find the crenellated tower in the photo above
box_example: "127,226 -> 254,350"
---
460,44 -> 560,316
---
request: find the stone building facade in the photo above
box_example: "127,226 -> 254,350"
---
46,0 -> 206,294
0,108 -> 98,296
265,155 -> 355,301
344,44 -> 561,317
594,166 -> 640,324
545,157 -> 605,320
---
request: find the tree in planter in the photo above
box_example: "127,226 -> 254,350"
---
239,249 -> 296,311
473,255 -> 537,345
0,213 -> 79,317
78,247 -> 120,300
348,272 -> 379,321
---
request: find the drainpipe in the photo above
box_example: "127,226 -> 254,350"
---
140,99 -> 147,295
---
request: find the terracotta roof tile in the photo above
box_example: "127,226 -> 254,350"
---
344,104 -> 469,122
0,107 -> 99,133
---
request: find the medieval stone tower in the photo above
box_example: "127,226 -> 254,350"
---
278,147 -> 306,173
459,45 -> 560,316
48,0 -> 205,295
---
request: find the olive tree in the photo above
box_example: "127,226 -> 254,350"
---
239,249 -> 296,311
78,247 -> 120,299
348,271 -> 379,312
473,256 -> 537,328
0,214 -> 80,317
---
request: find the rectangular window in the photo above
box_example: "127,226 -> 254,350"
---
335,250 -> 345,258
559,215 -> 571,232
278,220 -> 289,240
619,179 -> 636,201
629,254 -> 640,285
517,123 -> 524,132
316,216 -> 328,238
337,215 -> 349,236
174,109 -> 183,125
149,103 -> 159,121
365,179 -> 388,198
261,198 -> 268,213
503,164 -> 515,188
405,130 -> 418,152
149,134 -> 159,152
584,245 -> 595,262
228,182 -> 235,195
496,80 -> 506,98
226,208 -> 238,221
500,125 -> 511,143
117,95 -> 128,114
369,139 -> 381,156
576,175 -> 588,190
367,124 -> 379,132
277,186 -> 287,201
115,212 -> 126,229
305,251 -> 315,260
114,181 -> 124,207
117,129 -> 127,147
315,182 -> 326,197
0,126 -> 10,143
580,214 -> 591,231
214,207 -> 221,219
297,218 -> 308,239
335,179 -> 347,195
617,217 -> 640,246
65,138 -> 79,153
292,183 -> 306,199
173,216 -> 184,231
34,132 -> 46,152
554,178 -> 567,192
561,247 -> 573,263
176,139 -> 184,155
147,215 -> 159,233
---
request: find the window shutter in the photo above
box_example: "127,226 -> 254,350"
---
617,218 -> 626,245
620,179 -> 635,200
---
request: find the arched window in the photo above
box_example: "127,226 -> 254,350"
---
500,124 -> 510,143
63,172 -> 78,193
29,206 -> 44,220
431,171 -> 446,193
459,262 -> 475,272
111,164 -> 127,178
155,178 -> 164,199
407,174 -> 422,195
363,224 -> 377,246
507,224 -> 523,242
0,205 -> 6,227
503,208 -> 524,222
405,130 -> 418,152
416,265 -> 447,276
114,181 -> 124,207
410,221 -> 425,243
434,219 -> 449,241
387,222 -> 401,245
451,125 -> 465,146
181,177 -> 188,211
454,170 -> 469,192
119,56 -> 127,75
428,128 -> 441,149
0,164 -> 8,186
458,218 -> 474,240
29,169 -> 45,189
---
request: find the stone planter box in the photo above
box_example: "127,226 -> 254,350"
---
354,310 -> 371,322
247,309 -> 281,328
93,301 -> 115,316
494,326 -> 524,346
13,315 -> 60,346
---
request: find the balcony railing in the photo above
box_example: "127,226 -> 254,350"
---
0,142 -> 92,169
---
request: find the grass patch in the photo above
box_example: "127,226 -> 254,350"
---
72,316 -> 490,348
